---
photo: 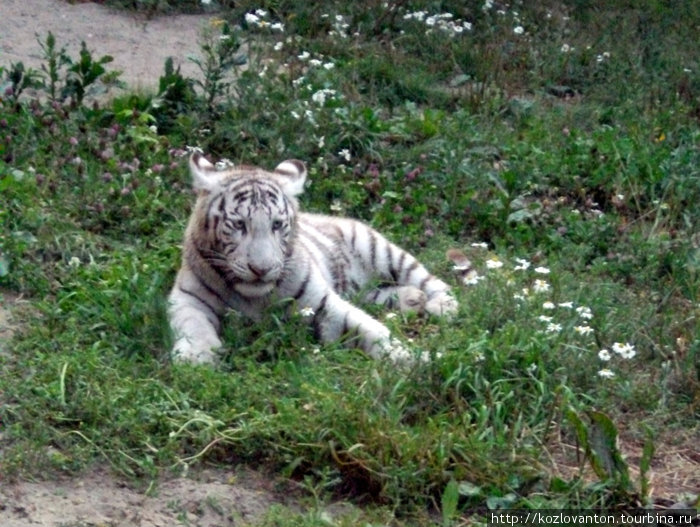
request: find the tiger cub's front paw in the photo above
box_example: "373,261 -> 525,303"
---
397,286 -> 427,314
172,336 -> 222,365
425,292 -> 459,318
375,338 -> 440,366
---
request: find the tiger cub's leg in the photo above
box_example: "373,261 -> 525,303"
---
288,269 -> 414,363
168,271 -> 225,365
364,286 -> 427,314
345,221 -> 458,317
320,293 -> 412,362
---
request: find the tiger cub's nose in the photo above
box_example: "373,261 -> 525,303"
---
248,263 -> 272,279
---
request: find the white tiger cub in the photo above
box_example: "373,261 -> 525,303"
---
168,152 -> 458,365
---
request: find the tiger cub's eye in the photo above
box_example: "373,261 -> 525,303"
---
271,219 -> 284,231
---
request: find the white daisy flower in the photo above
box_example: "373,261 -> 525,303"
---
311,89 -> 336,105
463,272 -> 484,286
597,368 -> 616,379
486,258 -> 504,269
299,306 -> 315,317
546,322 -> 562,333
533,279 -> 550,293
513,258 -> 531,271
576,306 -> 593,319
574,325 -> 594,336
612,342 -> 636,359
244,13 -> 260,25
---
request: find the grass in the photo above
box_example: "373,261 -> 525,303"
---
1,0 -> 698,524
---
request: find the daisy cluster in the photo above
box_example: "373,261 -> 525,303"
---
402,11 -> 473,37
284,49 -> 344,128
455,245 -> 637,380
243,9 -> 285,32
322,13 -> 352,39
596,342 -> 637,379
560,43 -> 612,66
295,51 -> 335,70
290,51 -> 337,87
287,85 -> 342,127
480,2 -> 614,70
481,0 -> 525,35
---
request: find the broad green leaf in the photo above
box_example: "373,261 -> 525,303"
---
639,427 -> 655,500
587,410 -> 630,488
441,479 -> 459,527
0,253 -> 9,277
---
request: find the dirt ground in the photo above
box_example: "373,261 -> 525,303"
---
0,0 -> 208,92
0,465 -> 290,527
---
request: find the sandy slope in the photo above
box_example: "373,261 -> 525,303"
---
0,0 -> 210,91
0,466 -> 285,527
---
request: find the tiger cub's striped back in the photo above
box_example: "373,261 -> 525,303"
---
168,152 -> 457,365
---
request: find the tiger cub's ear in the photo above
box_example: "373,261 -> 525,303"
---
273,160 -> 307,197
189,152 -> 228,192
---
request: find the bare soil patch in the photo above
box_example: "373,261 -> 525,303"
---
0,0 -> 210,91
0,466 -> 290,527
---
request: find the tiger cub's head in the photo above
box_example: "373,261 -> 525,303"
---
187,152 -> 307,298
